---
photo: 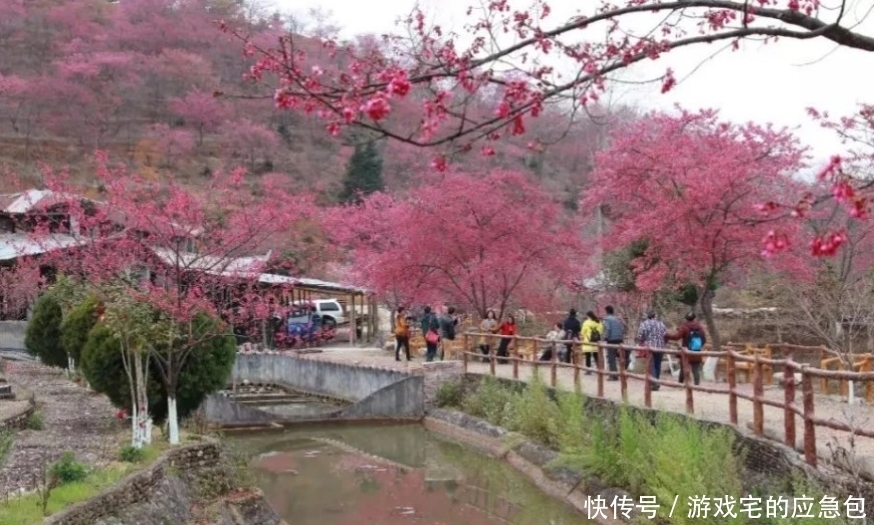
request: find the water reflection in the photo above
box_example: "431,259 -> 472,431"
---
238,424 -> 591,525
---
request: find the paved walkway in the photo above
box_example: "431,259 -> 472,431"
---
299,345 -> 874,472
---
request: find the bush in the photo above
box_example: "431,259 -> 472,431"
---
503,371 -> 562,448
60,296 -> 100,365
26,410 -> 45,430
118,445 -> 145,463
80,314 -> 236,424
461,375 -> 515,426
434,380 -> 463,408
24,294 -> 66,368
79,324 -> 164,417
50,452 -> 88,485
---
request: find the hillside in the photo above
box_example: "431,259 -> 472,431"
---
0,0 -> 606,207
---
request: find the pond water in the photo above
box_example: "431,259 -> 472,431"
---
234,423 -> 592,525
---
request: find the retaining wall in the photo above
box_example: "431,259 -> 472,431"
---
460,373 -> 874,517
0,321 -> 26,350
233,352 -> 414,402
203,352 -> 427,425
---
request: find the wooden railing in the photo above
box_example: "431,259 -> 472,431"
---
460,332 -> 874,468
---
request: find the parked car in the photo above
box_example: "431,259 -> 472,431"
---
294,299 -> 346,328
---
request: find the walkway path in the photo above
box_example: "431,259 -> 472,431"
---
0,360 -> 123,495
302,345 -> 874,472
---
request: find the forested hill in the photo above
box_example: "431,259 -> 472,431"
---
0,0 -> 607,206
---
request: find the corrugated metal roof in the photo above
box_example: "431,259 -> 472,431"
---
0,233 -> 81,261
149,247 -> 367,294
0,189 -> 79,214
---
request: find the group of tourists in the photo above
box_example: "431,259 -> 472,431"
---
535,307 -> 708,388
393,305 -> 460,362
392,303 -> 709,387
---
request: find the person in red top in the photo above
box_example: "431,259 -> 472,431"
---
496,314 -> 516,364
666,313 -> 707,385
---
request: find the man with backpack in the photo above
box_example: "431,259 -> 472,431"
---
602,305 -> 627,380
637,310 -> 668,391
561,309 -> 582,364
667,313 -> 707,385
438,306 -> 458,360
420,306 -> 439,336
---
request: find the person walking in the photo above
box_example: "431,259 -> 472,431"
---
439,306 -> 458,360
496,314 -> 516,364
420,306 -> 439,336
667,313 -> 707,385
637,310 -> 668,391
602,305 -> 627,380
562,309 -> 582,364
580,311 -> 603,374
394,306 -> 411,362
478,309 -> 499,362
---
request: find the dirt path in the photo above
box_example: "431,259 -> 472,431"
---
298,346 -> 874,468
0,360 -> 124,495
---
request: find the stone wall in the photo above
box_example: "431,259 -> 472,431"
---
0,387 -> 35,432
233,352 -> 416,402
0,321 -> 26,350
43,440 -> 222,525
459,373 -> 874,517
422,361 -> 464,408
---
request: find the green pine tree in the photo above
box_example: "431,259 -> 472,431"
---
340,142 -> 384,203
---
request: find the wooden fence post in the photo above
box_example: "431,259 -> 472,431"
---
490,336 -> 497,376
682,348 -> 693,414
802,370 -> 817,467
597,346 -> 605,398
784,356 -> 796,449
753,353 -> 764,436
620,345 -> 629,402
462,333 -> 469,373
550,339 -> 558,388
644,349 -> 652,408
727,350 -> 738,425
573,352 -> 581,390
512,337 -> 519,380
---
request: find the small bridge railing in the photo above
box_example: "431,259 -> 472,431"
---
460,332 -> 874,468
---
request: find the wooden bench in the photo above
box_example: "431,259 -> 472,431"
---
720,343 -> 773,384
820,353 -> 874,401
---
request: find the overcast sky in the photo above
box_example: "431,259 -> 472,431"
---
271,0 -> 874,169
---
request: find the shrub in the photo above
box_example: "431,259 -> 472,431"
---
119,445 -> 145,463
80,314 -> 236,424
434,380 -> 463,408
60,295 -> 100,365
26,410 -> 45,430
24,294 -> 66,368
50,452 -> 88,485
504,371 -> 562,448
0,430 -> 13,467
461,376 -> 515,426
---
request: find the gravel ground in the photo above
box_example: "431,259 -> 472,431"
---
0,360 -> 124,496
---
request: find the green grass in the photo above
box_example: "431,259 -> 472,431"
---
454,376 -> 858,525
0,467 -> 129,525
0,442 -> 170,525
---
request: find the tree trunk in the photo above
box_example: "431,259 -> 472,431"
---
167,396 -> 180,445
134,354 -> 152,447
699,287 -> 721,382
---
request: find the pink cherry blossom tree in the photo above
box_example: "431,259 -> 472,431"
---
581,108 -> 806,349
324,170 -> 583,319
233,0 -> 872,251
30,153 -> 316,444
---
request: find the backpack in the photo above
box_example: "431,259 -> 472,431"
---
442,316 -> 456,340
425,330 -> 439,344
589,326 -> 602,343
688,329 -> 703,351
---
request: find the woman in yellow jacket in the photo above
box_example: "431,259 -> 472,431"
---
580,310 -> 604,373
